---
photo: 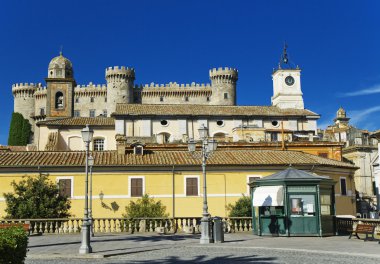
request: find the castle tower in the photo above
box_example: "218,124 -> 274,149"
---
45,52 -> 76,118
105,66 -> 135,114
209,67 -> 238,105
12,83 -> 38,135
271,44 -> 304,109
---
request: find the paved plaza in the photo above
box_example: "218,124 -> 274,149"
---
25,233 -> 380,264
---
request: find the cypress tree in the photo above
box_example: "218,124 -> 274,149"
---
8,113 -> 31,146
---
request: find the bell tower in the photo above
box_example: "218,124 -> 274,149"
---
271,44 -> 304,109
45,52 -> 76,118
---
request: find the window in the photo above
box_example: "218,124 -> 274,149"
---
103,110 -> 107,117
90,97 -> 94,103
75,97 -> 79,103
271,120 -> 279,127
58,178 -> 72,197
270,132 -> 278,142
93,138 -> 104,151
40,108 -> 45,116
224,93 -> 228,99
185,96 -> 189,102
74,110 -> 80,117
207,96 -> 210,102
104,97 -> 107,103
130,178 -> 143,197
318,153 -> 328,158
186,177 -> 198,196
89,110 -> 95,118
55,91 -> 64,109
216,120 -> 224,127
160,96 -> 164,102
340,177 -> 347,196
320,194 -> 331,215
289,194 -> 316,216
160,120 -> 168,126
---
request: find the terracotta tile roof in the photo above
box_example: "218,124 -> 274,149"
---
37,117 -> 114,127
0,145 -> 27,151
113,104 -> 319,117
0,150 -> 355,169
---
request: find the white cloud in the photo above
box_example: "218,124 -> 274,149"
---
349,106 -> 380,129
342,84 -> 380,97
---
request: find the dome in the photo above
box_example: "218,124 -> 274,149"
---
337,107 -> 346,118
47,52 -> 74,78
48,52 -> 72,70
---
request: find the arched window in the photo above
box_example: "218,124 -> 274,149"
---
157,132 -> 171,144
93,138 -> 105,151
214,132 -> 226,142
55,92 -> 64,109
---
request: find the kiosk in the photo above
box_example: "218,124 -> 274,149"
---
250,168 -> 336,237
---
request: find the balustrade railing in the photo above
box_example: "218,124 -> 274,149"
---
0,217 -> 253,235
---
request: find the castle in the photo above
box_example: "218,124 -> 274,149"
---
12,47 -> 312,150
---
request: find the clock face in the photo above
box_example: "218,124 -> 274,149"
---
285,76 -> 295,86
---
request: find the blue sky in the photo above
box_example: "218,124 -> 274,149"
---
0,0 -> 379,145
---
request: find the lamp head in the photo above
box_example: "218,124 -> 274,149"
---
81,124 -> 94,144
198,124 -> 208,139
188,138 -> 196,152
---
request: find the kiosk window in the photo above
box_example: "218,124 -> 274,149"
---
289,194 -> 315,216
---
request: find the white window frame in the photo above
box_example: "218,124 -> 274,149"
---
128,176 -> 145,197
89,109 -> 96,118
247,175 -> 262,195
93,137 -> 105,151
340,176 -> 347,196
184,175 -> 200,197
56,176 -> 74,198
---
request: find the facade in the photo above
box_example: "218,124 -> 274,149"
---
13,48 -> 311,149
0,149 -> 357,218
323,107 -> 378,216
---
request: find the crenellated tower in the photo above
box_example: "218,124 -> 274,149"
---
105,66 -> 135,115
12,83 -> 38,133
209,67 -> 238,105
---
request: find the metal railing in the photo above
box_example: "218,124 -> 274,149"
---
336,217 -> 380,235
0,217 -> 252,235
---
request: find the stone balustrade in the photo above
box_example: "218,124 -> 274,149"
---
0,217 -> 252,235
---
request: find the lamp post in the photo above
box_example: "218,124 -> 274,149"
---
79,124 -> 94,254
88,155 -> 94,237
188,124 -> 217,244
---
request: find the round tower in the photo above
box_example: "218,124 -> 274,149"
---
105,66 -> 135,114
209,67 -> 238,105
12,83 -> 38,132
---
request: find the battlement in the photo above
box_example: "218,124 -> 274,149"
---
141,82 -> 212,89
76,82 -> 107,89
209,67 -> 238,81
12,83 -> 42,94
105,66 -> 135,79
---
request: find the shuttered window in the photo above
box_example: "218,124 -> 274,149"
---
58,179 -> 71,197
131,178 -> 143,197
186,178 -> 198,196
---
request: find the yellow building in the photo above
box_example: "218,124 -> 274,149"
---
0,148 -> 357,218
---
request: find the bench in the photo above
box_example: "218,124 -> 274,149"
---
349,224 -> 376,241
0,223 -> 30,235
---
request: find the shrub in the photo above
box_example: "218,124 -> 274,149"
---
226,194 -> 252,217
0,226 -> 28,264
4,175 -> 71,219
123,194 -> 168,218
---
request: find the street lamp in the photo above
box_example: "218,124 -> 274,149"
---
79,124 -> 93,254
188,124 -> 218,244
88,155 -> 94,237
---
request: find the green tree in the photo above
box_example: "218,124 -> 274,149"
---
8,112 -> 31,146
123,194 -> 168,218
3,175 -> 71,219
226,194 -> 252,217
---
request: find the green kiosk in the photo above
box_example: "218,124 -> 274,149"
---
250,168 -> 336,237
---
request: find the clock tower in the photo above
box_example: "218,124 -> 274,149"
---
271,45 -> 304,109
